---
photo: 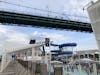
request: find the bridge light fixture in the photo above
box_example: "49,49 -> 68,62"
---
29,39 -> 36,44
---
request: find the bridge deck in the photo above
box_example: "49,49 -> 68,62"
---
0,11 -> 92,32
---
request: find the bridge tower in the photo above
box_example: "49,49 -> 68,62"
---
87,0 -> 100,60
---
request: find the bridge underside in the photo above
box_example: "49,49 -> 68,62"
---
0,11 -> 93,32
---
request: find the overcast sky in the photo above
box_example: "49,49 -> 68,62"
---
0,0 -> 98,53
0,24 -> 98,53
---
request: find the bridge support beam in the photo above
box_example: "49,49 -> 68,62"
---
0,11 -> 92,32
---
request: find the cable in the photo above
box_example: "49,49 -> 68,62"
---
0,0 -> 88,19
0,0 -> 90,23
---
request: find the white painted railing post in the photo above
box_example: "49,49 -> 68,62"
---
93,63 -> 97,75
0,53 -> 11,72
78,64 -> 82,75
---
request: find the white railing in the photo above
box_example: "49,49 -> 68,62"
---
49,62 -> 99,75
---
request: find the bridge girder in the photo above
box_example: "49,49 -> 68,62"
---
0,11 -> 93,32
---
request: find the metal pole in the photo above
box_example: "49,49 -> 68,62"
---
49,44 -> 51,75
42,46 -> 45,56
71,47 -> 74,75
78,64 -> 82,75
99,49 -> 100,62
93,63 -> 97,75
78,53 -> 82,75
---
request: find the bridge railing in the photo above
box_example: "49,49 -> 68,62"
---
0,2 -> 90,23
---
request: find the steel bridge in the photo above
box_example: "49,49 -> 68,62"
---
0,10 -> 92,32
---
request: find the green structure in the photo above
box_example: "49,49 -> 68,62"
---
0,11 -> 92,32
